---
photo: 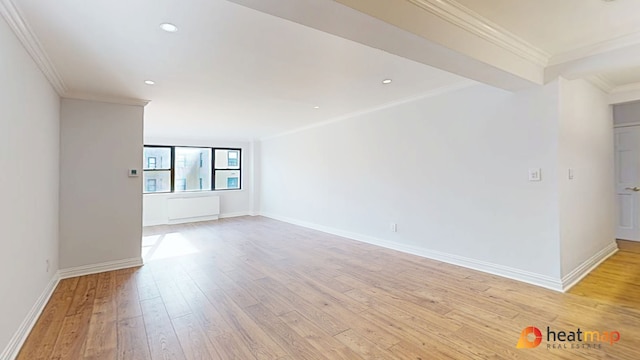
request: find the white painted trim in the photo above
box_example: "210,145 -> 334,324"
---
58,257 -> 143,279
550,30 -> 640,66
0,273 -> 60,360
586,75 -> 615,94
63,93 -> 150,107
611,82 -> 640,95
608,84 -> 640,105
407,0 -> 549,66
0,0 -> 66,95
261,80 -> 476,141
220,211 -> 250,219
561,243 -> 618,292
613,122 -> 640,128
260,213 -> 564,292
167,215 -> 219,225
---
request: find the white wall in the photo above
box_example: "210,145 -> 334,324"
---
143,192 -> 220,226
260,83 -> 563,281
558,78 -> 616,277
144,137 -> 253,217
59,99 -> 144,269
0,15 -> 60,356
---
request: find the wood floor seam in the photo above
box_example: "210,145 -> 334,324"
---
14,217 -> 640,360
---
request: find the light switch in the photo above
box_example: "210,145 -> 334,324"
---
528,168 -> 541,182
568,168 -> 574,180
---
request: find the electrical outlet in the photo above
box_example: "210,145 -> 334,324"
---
528,168 -> 542,182
390,223 -> 397,232
46,259 -> 50,273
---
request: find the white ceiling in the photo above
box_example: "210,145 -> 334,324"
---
455,0 -> 640,56
456,0 -> 640,87
11,0 -> 640,138
13,0 -> 469,140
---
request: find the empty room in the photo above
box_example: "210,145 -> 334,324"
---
2,0 -> 640,359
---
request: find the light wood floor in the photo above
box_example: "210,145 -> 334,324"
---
17,217 -> 640,359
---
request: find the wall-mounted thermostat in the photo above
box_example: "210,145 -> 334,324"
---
128,169 -> 139,177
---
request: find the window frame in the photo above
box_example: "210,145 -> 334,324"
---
213,147 -> 242,191
143,145 -> 242,193
143,145 -> 174,194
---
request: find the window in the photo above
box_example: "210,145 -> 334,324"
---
174,147 -> 211,192
228,150 -> 239,167
214,149 -> 241,190
176,178 -> 187,191
143,146 -> 240,193
146,179 -> 157,192
143,147 -> 172,193
176,155 -> 187,168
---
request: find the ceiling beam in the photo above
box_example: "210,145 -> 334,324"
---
227,0 -> 544,91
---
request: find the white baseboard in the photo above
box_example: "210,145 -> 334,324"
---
0,273 -> 60,360
561,243 -> 619,292
219,211 -> 250,219
260,212 -> 565,291
58,257 -> 143,279
167,215 -> 219,225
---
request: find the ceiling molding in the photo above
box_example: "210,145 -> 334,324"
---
63,92 -> 150,107
406,0 -> 550,67
608,82 -> 640,104
586,75 -> 615,93
549,31 -> 640,66
0,0 -> 66,95
611,82 -> 640,94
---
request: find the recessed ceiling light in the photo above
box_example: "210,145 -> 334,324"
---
144,80 -> 155,85
160,23 -> 178,32
382,79 -> 393,84
313,106 -> 320,109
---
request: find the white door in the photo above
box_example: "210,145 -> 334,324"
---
615,126 -> 640,241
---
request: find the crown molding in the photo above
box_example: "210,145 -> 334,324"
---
611,81 -> 640,94
63,92 -> 150,107
0,0 -> 66,95
586,74 -> 615,93
608,82 -> 640,104
407,0 -> 550,67
549,31 -> 640,66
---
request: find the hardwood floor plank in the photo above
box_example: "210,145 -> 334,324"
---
171,314 -> 220,360
16,217 -> 640,360
117,316 -> 152,360
154,279 -> 191,320
16,278 -> 78,360
199,288 -> 288,360
115,271 -> 143,321
175,277 -> 232,339
140,297 -> 186,360
253,276 -> 350,336
333,329 -> 397,360
279,310 -> 364,360
244,303 -> 326,360
210,331 -> 258,360
83,297 -> 117,359
48,311 -> 92,360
